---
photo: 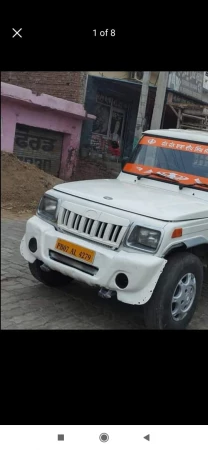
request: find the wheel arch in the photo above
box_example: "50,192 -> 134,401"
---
163,239 -> 208,270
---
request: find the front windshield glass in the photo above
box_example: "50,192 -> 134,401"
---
123,135 -> 208,190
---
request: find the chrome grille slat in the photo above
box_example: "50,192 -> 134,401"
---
95,222 -> 102,237
62,209 -> 67,224
74,214 -> 81,230
115,226 -> 122,242
64,210 -> 70,226
67,212 -> 76,228
109,225 -> 117,241
90,220 -> 100,237
98,222 -> 106,238
78,216 -> 88,232
103,223 -> 114,241
85,219 -> 93,234
111,225 -> 120,242
116,227 -> 127,245
58,207 -> 129,249
83,218 -> 90,233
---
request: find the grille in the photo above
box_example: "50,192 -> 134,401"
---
49,251 -> 98,276
58,209 -> 128,248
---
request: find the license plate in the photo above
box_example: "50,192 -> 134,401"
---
55,238 -> 96,264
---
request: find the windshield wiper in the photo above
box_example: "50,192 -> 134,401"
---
137,172 -> 187,189
137,172 -> 208,190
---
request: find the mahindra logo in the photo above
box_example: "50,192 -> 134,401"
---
86,210 -> 98,220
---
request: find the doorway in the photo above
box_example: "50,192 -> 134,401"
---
109,107 -> 125,148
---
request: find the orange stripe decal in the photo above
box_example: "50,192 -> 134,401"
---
123,163 -> 208,188
140,136 -> 208,155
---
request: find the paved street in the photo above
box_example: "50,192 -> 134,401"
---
1,218 -> 208,330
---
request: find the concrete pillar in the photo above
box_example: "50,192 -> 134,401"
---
150,71 -> 169,130
134,71 -> 151,145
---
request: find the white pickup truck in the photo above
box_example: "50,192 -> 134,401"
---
20,128 -> 208,330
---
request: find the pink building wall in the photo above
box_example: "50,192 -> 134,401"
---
1,82 -> 95,180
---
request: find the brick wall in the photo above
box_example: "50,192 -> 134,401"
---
70,157 -> 117,182
1,71 -> 87,104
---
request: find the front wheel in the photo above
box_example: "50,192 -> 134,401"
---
29,259 -> 73,287
143,252 -> 203,330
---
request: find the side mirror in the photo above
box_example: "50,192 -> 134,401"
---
121,156 -> 129,170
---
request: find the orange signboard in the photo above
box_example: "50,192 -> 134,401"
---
140,135 -> 208,155
124,163 -> 208,189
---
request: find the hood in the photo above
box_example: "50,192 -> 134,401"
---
54,179 -> 208,221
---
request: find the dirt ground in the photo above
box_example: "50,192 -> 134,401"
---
1,152 -> 117,217
1,210 -> 32,220
1,151 -> 64,215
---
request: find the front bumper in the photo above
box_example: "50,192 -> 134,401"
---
20,216 -> 167,305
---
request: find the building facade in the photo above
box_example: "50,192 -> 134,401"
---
1,71 -> 158,178
203,72 -> 208,91
1,82 -> 94,180
5,72 -> 207,179
163,71 -> 208,129
80,72 -> 158,176
1,71 -> 87,104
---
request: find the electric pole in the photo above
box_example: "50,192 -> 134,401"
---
134,71 -> 151,146
150,71 -> 169,129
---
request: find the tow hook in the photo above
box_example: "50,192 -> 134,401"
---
40,264 -> 51,272
98,287 -> 117,299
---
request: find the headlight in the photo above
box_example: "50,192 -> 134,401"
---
126,226 -> 161,251
37,195 -> 58,223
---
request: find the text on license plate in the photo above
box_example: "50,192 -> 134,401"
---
55,238 -> 96,264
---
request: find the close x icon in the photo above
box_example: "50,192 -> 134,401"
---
12,28 -> 22,38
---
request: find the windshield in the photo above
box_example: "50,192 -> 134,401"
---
123,135 -> 208,190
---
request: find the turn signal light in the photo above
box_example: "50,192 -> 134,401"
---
171,228 -> 183,238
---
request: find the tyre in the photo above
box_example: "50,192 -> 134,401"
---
29,259 -> 73,287
143,252 -> 203,330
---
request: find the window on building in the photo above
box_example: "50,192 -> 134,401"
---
92,103 -> 111,135
110,110 -> 125,145
92,91 -> 128,148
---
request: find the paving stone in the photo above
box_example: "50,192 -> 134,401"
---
1,218 -> 208,330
